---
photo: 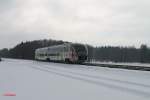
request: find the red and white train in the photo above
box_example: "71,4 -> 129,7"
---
35,43 -> 88,63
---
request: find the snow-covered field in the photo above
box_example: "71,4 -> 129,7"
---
0,58 -> 150,100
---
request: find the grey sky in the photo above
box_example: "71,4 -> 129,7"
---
0,0 -> 150,49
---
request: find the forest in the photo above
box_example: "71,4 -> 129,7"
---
0,39 -> 150,63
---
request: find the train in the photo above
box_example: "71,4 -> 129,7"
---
35,43 -> 88,63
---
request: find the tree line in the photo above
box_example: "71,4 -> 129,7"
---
88,45 -> 150,63
0,39 -> 150,63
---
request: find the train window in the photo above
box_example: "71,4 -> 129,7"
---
64,47 -> 67,51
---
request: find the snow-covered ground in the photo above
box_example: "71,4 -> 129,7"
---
0,58 -> 150,100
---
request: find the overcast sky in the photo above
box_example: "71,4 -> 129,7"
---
0,0 -> 150,49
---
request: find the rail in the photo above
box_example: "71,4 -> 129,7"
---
82,62 -> 150,71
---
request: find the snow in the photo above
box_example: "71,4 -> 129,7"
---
0,58 -> 150,100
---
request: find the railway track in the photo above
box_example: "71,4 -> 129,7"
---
35,60 -> 150,71
82,62 -> 150,71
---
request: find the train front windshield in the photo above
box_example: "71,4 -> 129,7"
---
72,44 -> 87,55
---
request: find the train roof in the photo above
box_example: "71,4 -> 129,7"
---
35,43 -> 86,51
35,43 -> 71,50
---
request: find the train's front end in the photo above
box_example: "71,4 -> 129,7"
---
71,43 -> 88,63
